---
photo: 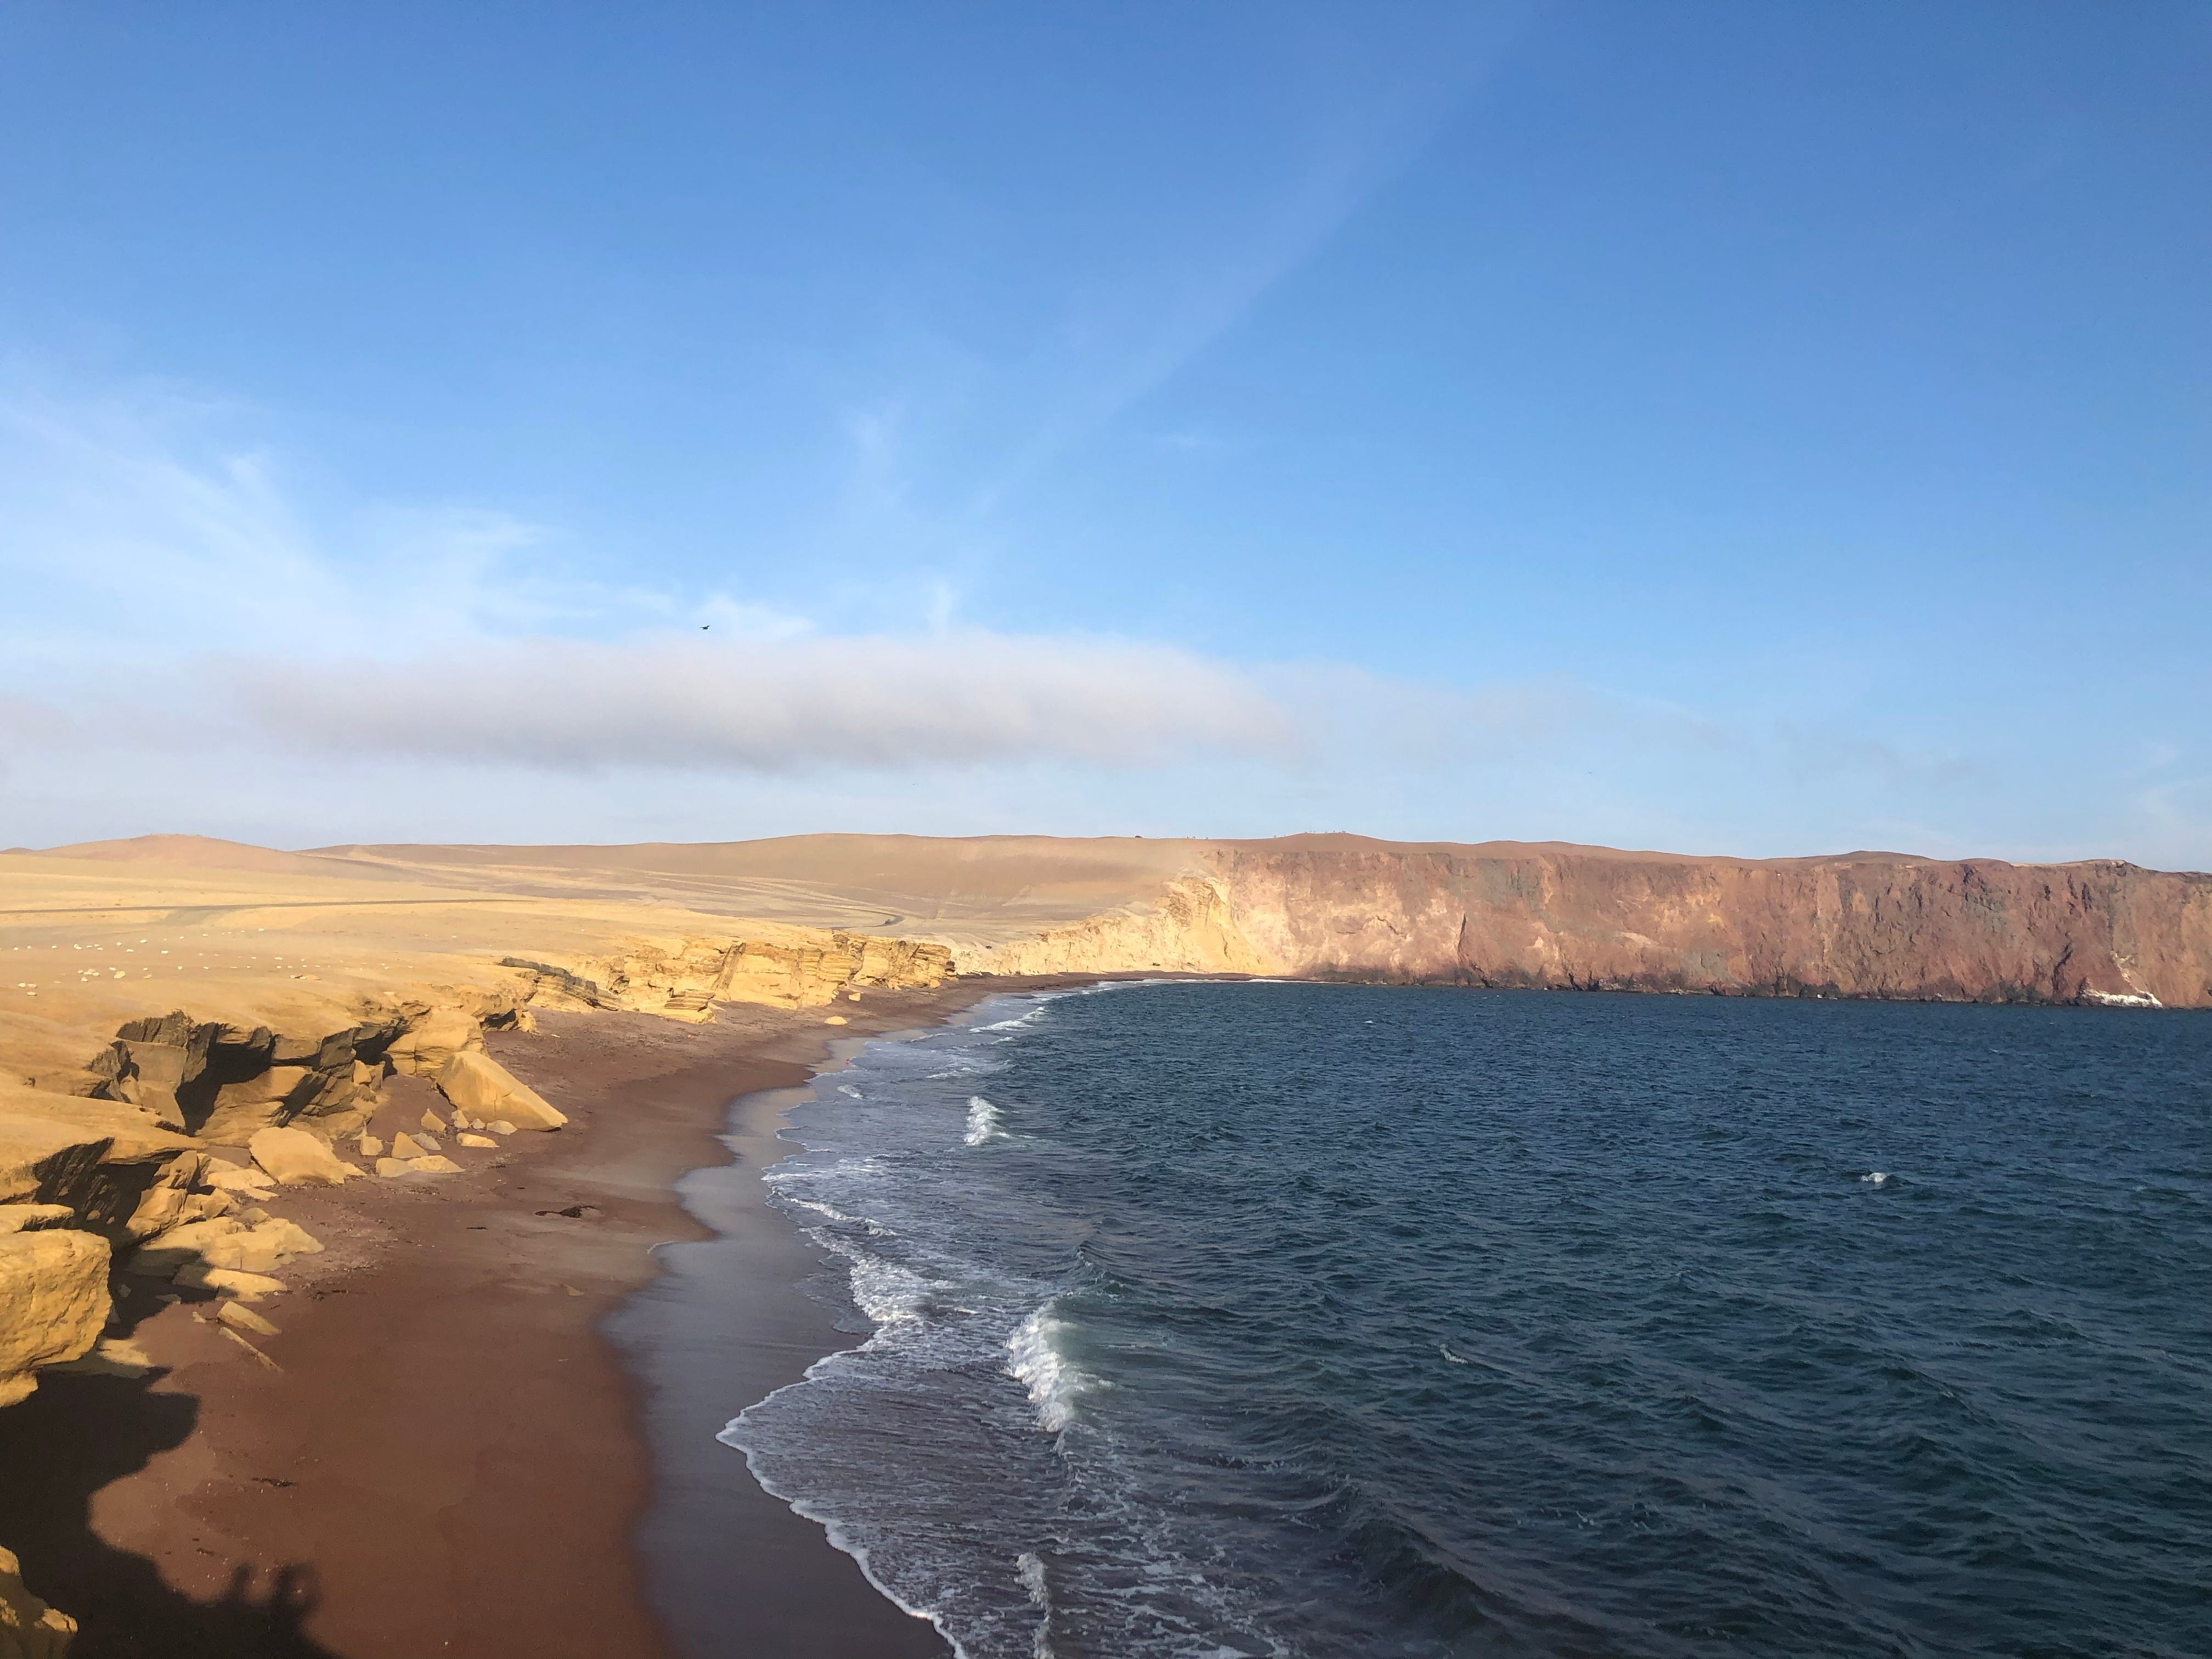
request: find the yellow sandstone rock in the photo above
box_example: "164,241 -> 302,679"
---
217,1325 -> 280,1370
173,1263 -> 284,1300
456,1132 -> 497,1149
202,1163 -> 277,1194
435,1050 -> 565,1131
385,1008 -> 481,1077
198,1065 -> 317,1145
127,1215 -> 321,1278
0,1543 -> 76,1659
388,1132 -> 427,1159
419,1109 -> 447,1133
247,1126 -> 358,1187
404,1154 -> 461,1175
358,1134 -> 383,1158
1,1086 -> 198,1223
0,1228 -> 110,1406
216,1300 -> 280,1338
374,1157 -> 412,1178
0,1207 -> 72,1235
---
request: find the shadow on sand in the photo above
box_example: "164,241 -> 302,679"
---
0,1288 -> 337,1659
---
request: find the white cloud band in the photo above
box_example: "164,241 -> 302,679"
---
227,631 -> 1297,772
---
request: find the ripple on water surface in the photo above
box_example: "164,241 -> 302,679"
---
723,984 -> 2212,1658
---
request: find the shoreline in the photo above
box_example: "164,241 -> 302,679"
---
0,979 -> 1045,1657
608,1028 -> 965,1658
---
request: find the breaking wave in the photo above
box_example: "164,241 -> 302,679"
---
709,983 -> 2210,1659
964,1096 -> 1006,1146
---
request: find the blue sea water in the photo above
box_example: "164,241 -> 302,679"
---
720,983 -> 2212,1658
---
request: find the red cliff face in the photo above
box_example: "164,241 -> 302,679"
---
1203,839 -> 2212,1008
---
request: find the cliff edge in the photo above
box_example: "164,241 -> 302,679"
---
1193,837 -> 2210,1007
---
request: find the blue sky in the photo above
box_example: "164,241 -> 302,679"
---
1,2 -> 2205,865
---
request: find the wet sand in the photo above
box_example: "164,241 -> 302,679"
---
0,983 -> 1025,1658
611,1046 -> 955,1658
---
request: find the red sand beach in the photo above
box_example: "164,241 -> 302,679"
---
0,984 -> 1047,1657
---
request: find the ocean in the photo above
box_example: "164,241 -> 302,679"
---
720,982 -> 2211,1658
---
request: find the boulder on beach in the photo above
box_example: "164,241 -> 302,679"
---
217,1300 -> 279,1338
248,1126 -> 358,1187
375,1154 -> 459,1177
436,1051 -> 566,1131
174,1263 -> 284,1300
202,1163 -> 278,1195
128,1215 -> 321,1278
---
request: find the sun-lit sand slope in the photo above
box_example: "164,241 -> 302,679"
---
0,834 -> 967,1091
316,833 -> 1209,951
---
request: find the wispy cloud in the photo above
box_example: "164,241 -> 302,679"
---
7,371 -> 2188,868
227,631 -> 1296,772
0,380 -> 1736,783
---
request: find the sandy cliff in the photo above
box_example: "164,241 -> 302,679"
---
1198,837 -> 2212,1007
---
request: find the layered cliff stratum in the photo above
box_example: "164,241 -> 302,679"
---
1,829 -> 2205,1641
308,831 -> 2208,1007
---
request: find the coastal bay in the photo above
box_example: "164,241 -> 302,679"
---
2,832 -> 2207,1655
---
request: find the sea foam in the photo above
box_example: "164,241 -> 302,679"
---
1006,1305 -> 1098,1433
1018,1552 -> 1054,1658
825,1240 -> 947,1326
964,1096 -> 1006,1146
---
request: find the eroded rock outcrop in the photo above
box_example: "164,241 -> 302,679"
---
385,1007 -> 483,1076
500,928 -> 953,1017
0,1224 -> 108,1407
0,1084 -> 202,1245
720,932 -> 954,1008
88,1011 -> 400,1144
